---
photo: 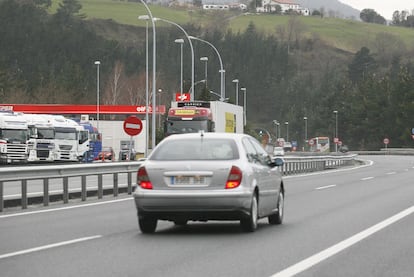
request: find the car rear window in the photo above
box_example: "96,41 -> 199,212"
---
150,138 -> 239,160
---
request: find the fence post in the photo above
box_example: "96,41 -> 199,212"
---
43,178 -> 49,206
22,180 -> 27,209
98,174 -> 103,199
63,177 -> 69,204
0,181 -> 3,212
113,173 -> 118,197
127,172 -> 132,194
81,175 -> 87,201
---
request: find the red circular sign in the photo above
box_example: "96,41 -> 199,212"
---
123,116 -> 143,136
383,138 -> 390,145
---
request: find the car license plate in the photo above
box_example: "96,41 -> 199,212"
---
172,175 -> 206,185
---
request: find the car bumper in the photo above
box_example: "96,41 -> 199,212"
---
133,188 -> 253,221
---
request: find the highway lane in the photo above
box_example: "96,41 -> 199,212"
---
0,155 -> 413,277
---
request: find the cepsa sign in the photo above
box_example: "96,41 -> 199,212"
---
123,116 -> 143,136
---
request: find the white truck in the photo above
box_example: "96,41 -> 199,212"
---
0,112 -> 28,164
44,115 -> 89,162
20,113 -> 55,162
165,101 -> 244,136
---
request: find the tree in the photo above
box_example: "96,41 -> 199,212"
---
360,9 -> 386,24
348,47 -> 377,85
55,0 -> 85,22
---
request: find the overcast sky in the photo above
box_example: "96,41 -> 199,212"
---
339,0 -> 413,19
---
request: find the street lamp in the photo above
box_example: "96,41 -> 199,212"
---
210,90 -> 229,102
138,0 -> 156,150
333,110 -> 338,152
304,116 -> 308,151
273,120 -> 279,140
94,61 -> 100,130
285,121 -> 289,142
232,79 -> 239,105
200,57 -> 208,87
138,15 -> 149,157
174,38 -> 184,100
154,17 -> 195,100
241,87 -> 246,126
189,36 -> 226,101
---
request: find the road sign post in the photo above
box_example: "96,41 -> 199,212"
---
123,116 -> 143,160
383,138 -> 389,149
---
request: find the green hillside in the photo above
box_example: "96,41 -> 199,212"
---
51,0 -> 414,53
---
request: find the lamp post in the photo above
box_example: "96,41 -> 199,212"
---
272,120 -> 278,140
232,79 -> 239,105
189,36 -> 225,101
333,110 -> 338,152
200,57 -> 208,87
154,18 -> 194,101
241,87 -> 246,126
285,121 -> 289,142
138,0 -> 156,150
188,79 -> 206,93
138,15 -> 149,157
174,38 -> 184,99
304,116 -> 308,151
94,61 -> 100,130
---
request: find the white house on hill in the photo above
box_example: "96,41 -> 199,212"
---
257,0 -> 309,15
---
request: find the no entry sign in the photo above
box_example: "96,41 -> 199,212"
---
123,116 -> 143,136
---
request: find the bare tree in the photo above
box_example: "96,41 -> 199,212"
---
104,61 -> 125,105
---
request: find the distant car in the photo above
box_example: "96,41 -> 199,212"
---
273,146 -> 285,156
133,132 -> 285,233
97,147 -> 115,161
339,145 -> 349,153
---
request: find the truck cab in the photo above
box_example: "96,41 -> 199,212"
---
0,112 -> 28,164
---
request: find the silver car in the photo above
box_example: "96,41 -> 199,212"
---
133,132 -> 285,233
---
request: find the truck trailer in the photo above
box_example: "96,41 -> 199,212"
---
165,101 -> 244,136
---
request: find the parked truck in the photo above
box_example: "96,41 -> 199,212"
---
0,112 -> 28,164
44,115 -> 89,162
21,113 -> 55,162
164,101 -> 244,136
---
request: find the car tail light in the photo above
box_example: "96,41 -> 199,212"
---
137,167 -> 153,189
225,166 -> 242,189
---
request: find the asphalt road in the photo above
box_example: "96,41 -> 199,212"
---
0,155 -> 413,277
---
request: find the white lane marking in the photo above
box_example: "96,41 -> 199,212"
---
361,177 -> 374,181
386,172 -> 396,175
0,235 -> 102,260
270,205 -> 414,277
0,198 -> 133,219
315,185 -> 337,190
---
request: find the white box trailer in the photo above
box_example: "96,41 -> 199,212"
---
210,101 -> 244,133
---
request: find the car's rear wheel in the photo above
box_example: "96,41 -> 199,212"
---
240,194 -> 258,232
268,190 -> 284,225
138,216 -> 157,234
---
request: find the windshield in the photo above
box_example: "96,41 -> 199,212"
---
0,129 -> 27,141
166,120 -> 208,135
37,128 -> 55,139
55,127 -> 77,140
150,138 -> 239,161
